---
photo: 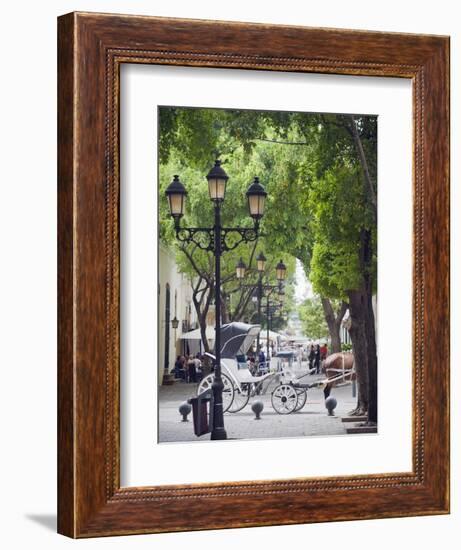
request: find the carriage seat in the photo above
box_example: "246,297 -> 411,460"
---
221,358 -> 273,384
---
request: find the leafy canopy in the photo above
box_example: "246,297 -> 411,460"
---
159,106 -> 377,309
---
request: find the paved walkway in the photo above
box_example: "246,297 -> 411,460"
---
158,370 -> 358,443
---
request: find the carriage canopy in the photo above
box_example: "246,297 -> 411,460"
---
275,350 -> 295,358
217,322 -> 261,359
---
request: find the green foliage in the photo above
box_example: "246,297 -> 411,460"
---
308,163 -> 375,299
159,105 -> 377,311
298,295 -> 329,340
159,148 -> 292,284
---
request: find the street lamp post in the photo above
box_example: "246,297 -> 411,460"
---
236,255 -> 287,362
255,252 -> 266,352
165,160 -> 267,440
266,300 -> 283,355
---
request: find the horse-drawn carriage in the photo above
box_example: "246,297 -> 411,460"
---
197,322 -> 341,414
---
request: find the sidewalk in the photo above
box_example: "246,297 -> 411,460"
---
158,371 -> 359,443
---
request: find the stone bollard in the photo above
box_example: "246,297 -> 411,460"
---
251,400 -> 264,420
325,396 -> 337,416
179,401 -> 192,422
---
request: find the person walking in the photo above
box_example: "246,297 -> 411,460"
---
308,344 -> 316,373
314,344 -> 321,374
320,343 -> 328,372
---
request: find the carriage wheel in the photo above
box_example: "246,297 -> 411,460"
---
197,373 -> 234,413
294,388 -> 307,412
228,384 -> 251,413
271,384 -> 298,414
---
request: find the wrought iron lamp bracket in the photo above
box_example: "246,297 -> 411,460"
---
175,221 -> 261,253
220,225 -> 259,252
175,226 -> 215,251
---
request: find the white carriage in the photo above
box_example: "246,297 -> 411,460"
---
197,323 -> 312,414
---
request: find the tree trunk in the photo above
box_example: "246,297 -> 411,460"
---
347,288 -> 369,416
191,278 -> 213,360
197,314 -> 210,354
364,278 -> 378,424
321,298 -> 348,353
197,314 -> 212,374
360,227 -> 378,424
346,229 -> 377,422
221,293 -> 230,324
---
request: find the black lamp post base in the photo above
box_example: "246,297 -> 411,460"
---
210,427 -> 227,440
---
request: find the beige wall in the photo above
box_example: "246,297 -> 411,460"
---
158,244 -> 196,383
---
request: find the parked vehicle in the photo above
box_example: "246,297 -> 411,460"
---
197,322 -> 355,415
197,323 -> 303,413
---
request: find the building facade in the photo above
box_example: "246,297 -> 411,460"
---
158,244 -> 197,383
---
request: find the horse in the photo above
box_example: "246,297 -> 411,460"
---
322,352 -> 355,399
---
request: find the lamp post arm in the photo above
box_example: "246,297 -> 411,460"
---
175,225 -> 215,252
174,222 -> 263,253
220,223 -> 261,252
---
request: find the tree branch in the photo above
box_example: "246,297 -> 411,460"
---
321,297 -> 335,325
348,115 -> 378,220
254,137 -> 309,146
180,243 -> 209,282
336,301 -> 349,323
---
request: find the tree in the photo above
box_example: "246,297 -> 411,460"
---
256,113 -> 377,420
159,150 -> 296,353
308,163 -> 376,418
320,298 -> 348,353
299,296 -> 329,341
222,255 -> 295,327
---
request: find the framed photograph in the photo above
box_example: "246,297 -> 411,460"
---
58,12 -> 449,537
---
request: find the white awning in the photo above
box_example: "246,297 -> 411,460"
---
261,330 -> 287,342
180,326 -> 215,340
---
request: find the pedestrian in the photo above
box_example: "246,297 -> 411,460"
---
192,353 -> 201,383
297,346 -> 303,367
314,344 -> 321,374
183,355 -> 190,382
308,344 -> 315,373
187,355 -> 197,383
248,356 -> 257,376
258,347 -> 266,372
320,343 -> 328,373
174,355 -> 183,379
320,343 -> 328,360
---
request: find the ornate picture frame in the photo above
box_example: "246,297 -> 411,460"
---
57,12 -> 449,537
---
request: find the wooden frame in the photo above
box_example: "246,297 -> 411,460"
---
57,12 -> 450,538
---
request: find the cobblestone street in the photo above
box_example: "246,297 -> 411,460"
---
158,370 -> 358,443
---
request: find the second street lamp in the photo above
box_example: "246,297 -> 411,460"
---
165,160 -> 267,440
165,175 -> 187,221
256,252 -> 267,273
236,258 -> 247,280
266,300 -> 283,354
276,259 -> 287,282
246,177 -> 267,221
236,254 -> 287,363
